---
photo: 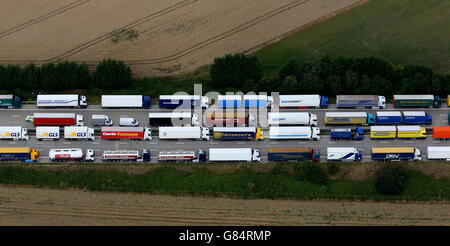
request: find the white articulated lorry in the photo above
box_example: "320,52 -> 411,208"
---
0,126 -> 29,140
101,95 -> 151,108
36,126 -> 60,140
158,127 -> 210,140
49,148 -> 95,162
427,147 -> 450,161
326,147 -> 362,162
37,94 -> 87,108
268,112 -> 318,126
208,148 -> 261,162
269,127 -> 320,140
64,126 -> 95,141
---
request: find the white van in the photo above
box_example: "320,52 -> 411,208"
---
119,117 -> 139,127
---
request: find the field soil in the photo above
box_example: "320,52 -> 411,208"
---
0,0 -> 364,76
0,185 -> 449,225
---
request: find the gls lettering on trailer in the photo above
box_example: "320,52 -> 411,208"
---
386,154 -> 400,159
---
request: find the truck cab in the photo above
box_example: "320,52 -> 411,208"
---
414,148 -> 422,161
353,127 -> 364,140
251,149 -> 261,162
76,115 -> 84,126
355,149 -> 363,161
22,128 -> 29,141
255,128 -> 264,141
144,127 -> 152,141
201,96 -> 209,109
309,113 -> 318,126
30,149 -> 39,162
142,149 -> 150,162
433,96 -> 441,108
85,149 -> 95,162
312,127 -> 320,141
201,127 -> 210,141
320,95 -> 329,108
425,113 -> 432,125
79,95 -> 88,108
367,113 -> 375,125
13,96 -> 21,108
378,96 -> 386,109
191,114 -> 200,126
312,149 -> 320,162
192,149 -> 207,163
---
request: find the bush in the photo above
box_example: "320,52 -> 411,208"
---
374,169 -> 407,195
295,161 -> 328,185
327,162 -> 340,175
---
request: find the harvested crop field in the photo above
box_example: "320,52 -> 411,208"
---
0,0 -> 365,76
0,185 -> 449,225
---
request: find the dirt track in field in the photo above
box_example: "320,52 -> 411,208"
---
0,185 -> 449,225
0,0 -> 366,76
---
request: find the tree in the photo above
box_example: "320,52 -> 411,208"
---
279,75 -> 297,94
279,60 -> 300,81
92,59 -> 132,90
374,169 -> 407,195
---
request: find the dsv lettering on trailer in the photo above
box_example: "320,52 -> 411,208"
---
386,154 -> 400,159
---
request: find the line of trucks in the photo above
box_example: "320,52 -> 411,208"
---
325,111 -> 432,126
1,94 -> 447,109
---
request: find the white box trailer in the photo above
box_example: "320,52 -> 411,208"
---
159,127 -> 210,140
101,95 -> 151,108
269,127 -> 320,140
64,126 -> 95,141
268,112 -> 318,126
427,147 -> 450,161
278,95 -> 328,108
327,147 -> 362,162
36,126 -> 60,140
0,126 -> 28,140
208,148 -> 261,162
37,94 -> 87,108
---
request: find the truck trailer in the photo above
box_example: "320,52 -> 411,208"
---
217,95 -> 242,108
49,148 -> 94,162
371,147 -> 421,161
337,95 -> 386,109
36,126 -> 60,140
158,127 -> 210,140
370,125 -> 426,139
327,147 -> 362,162
325,112 -> 374,125
101,95 -> 151,108
330,127 -> 364,140
243,95 -> 274,108
267,147 -> 320,162
148,112 -> 199,127
37,94 -> 87,108
158,150 -> 207,163
268,112 -> 318,126
213,127 -> 263,140
159,95 -> 209,109
427,147 -> 450,161
0,94 -> 21,108
205,112 -> 255,127
375,112 -> 402,125
31,113 -> 84,126
102,149 -> 150,162
64,126 -> 95,141
91,115 -> 113,126
402,111 -> 432,125
370,126 -> 397,139
278,95 -> 328,108
101,127 -> 152,141
269,127 -> 320,140
0,147 -> 39,162
208,148 -> 261,162
0,126 -> 28,140
393,95 -> 441,108
432,126 -> 450,140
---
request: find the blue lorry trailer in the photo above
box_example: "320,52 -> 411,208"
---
371,147 -> 421,161
218,95 -> 242,108
402,111 -> 432,125
330,127 -> 364,140
375,111 -> 402,125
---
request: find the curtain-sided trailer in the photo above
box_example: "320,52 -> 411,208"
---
336,95 -> 386,109
325,112 -> 375,125
432,126 -> 450,140
393,95 -> 441,108
213,127 -> 263,140
0,147 -> 39,162
31,113 -> 84,126
370,125 -> 426,139
330,127 -> 364,140
371,147 -> 421,161
101,127 -> 152,141
37,94 -> 87,108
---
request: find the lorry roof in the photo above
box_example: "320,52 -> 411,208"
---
370,126 -> 397,131
213,127 -> 256,131
330,128 -> 351,132
372,147 -> 414,153
206,112 -> 248,117
327,147 -> 358,152
149,112 -> 192,118
427,146 -> 450,152
102,127 -> 144,131
337,95 -> 378,99
403,111 -> 426,116
0,147 -> 31,153
0,95 -> 13,99
268,147 -> 311,153
33,113 -> 75,118
397,125 -> 422,131
393,95 -> 434,100
159,95 -> 200,100
376,111 -> 401,116
325,112 -> 367,117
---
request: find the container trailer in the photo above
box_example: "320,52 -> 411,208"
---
269,127 -> 320,140
49,148 -> 94,162
91,115 -> 113,126
159,95 -> 209,109
102,149 -> 150,162
208,148 -> 261,162
243,95 -> 274,108
37,94 -> 87,108
204,112 -> 255,126
101,95 -> 151,108
393,95 -> 441,108
101,127 -> 152,141
217,95 -> 242,108
375,112 -> 402,125
0,126 -> 28,140
432,126 -> 450,140
427,147 -> 450,161
370,126 -> 397,139
158,127 -> 210,140
396,125 -> 426,139
326,147 -> 362,162
330,127 -> 364,140
158,149 -> 207,163
64,126 -> 95,141
213,127 -> 263,140
325,112 -> 375,125
0,94 -> 21,108
0,147 -> 39,162
278,95 -> 328,108
337,95 -> 386,109
268,112 -> 318,126
371,147 -> 421,161
36,126 -> 60,140
267,147 -> 320,162
148,112 -> 199,127
31,113 -> 84,126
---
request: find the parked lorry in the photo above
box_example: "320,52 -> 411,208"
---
91,115 -> 113,126
158,127 -> 210,140
432,126 -> 450,140
243,95 -> 274,108
208,148 -> 261,162
31,113 -> 84,126
64,126 -> 95,141
370,126 -> 397,139
213,127 -> 263,141
330,127 -> 364,140
370,125 -> 426,139
269,127 -> 320,140
49,148 -> 94,162
268,112 -> 318,126
217,95 -> 242,108
376,112 -> 402,125
205,112 -> 255,126
101,127 -> 152,141
37,94 -> 87,108
36,126 -> 60,140
278,95 -> 328,108
327,147 -> 362,162
393,95 -> 441,108
158,150 -> 207,163
148,112 -> 199,127
371,147 -> 421,161
101,95 -> 151,108
402,111 -> 432,125
0,126 -> 28,140
427,147 -> 450,161
267,147 -> 320,162
325,112 -> 374,125
0,147 -> 39,162
337,95 -> 386,109
159,95 -> 209,109
0,94 -> 21,108
102,149 -> 150,162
